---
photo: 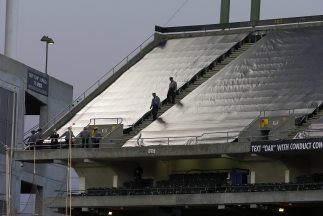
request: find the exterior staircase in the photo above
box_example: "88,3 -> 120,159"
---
288,107 -> 323,139
117,42 -> 255,145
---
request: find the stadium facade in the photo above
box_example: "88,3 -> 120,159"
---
0,54 -> 73,215
15,15 -> 323,216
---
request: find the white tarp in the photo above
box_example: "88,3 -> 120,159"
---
124,27 -> 323,147
58,33 -> 248,136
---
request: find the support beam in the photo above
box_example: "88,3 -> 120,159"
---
220,0 -> 230,24
250,171 -> 256,184
285,170 -> 290,183
250,0 -> 261,22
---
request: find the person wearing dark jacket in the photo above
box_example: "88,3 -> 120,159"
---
80,127 -> 91,148
50,129 -> 59,149
150,93 -> 161,120
167,77 -> 177,104
59,127 -> 75,148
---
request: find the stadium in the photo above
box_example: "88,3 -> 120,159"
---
3,0 -> 323,216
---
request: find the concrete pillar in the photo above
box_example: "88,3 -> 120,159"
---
113,175 -> 118,187
250,171 -> 256,184
79,177 -> 86,191
220,0 -> 230,24
5,0 -> 19,59
39,105 -> 48,130
285,170 -> 290,183
34,186 -> 43,216
250,0 -> 261,22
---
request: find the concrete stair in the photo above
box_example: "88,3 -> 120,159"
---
287,108 -> 323,139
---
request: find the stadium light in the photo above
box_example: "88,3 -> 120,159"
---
40,35 -> 54,75
278,207 -> 285,213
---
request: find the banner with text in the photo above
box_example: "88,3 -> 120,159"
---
251,138 -> 323,153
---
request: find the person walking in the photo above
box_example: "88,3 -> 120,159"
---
167,77 -> 177,104
150,93 -> 160,120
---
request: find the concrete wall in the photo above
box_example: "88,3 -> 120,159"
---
0,53 -> 70,215
0,53 -> 73,133
40,75 -> 73,129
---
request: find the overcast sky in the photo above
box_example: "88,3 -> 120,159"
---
1,0 -> 323,98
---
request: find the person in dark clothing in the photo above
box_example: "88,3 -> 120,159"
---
35,128 -> 43,149
134,165 -> 143,187
80,127 -> 91,148
27,130 -> 37,150
150,93 -> 161,120
59,127 -> 75,148
92,127 -> 102,148
167,77 -> 177,104
50,129 -> 59,149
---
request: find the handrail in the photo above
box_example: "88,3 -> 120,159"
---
260,108 -> 296,117
88,118 -> 123,125
24,33 -> 155,138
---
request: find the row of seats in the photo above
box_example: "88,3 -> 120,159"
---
156,173 -> 229,188
297,173 -> 323,183
78,182 -> 323,197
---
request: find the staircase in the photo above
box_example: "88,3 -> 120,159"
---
288,107 -> 323,139
118,42 -> 255,145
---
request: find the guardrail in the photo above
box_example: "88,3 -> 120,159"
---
155,15 -> 323,33
24,34 -> 155,138
55,182 -> 323,197
88,117 -> 123,125
21,128 -> 285,150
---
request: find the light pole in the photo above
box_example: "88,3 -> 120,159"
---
40,35 -> 54,75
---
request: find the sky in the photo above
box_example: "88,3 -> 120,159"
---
1,0 -> 323,98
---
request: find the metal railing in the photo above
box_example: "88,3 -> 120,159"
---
22,105 -> 321,150
24,33 -> 155,138
88,117 -> 123,125
54,182 -> 323,197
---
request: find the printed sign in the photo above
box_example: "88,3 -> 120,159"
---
251,138 -> 323,153
27,70 -> 48,96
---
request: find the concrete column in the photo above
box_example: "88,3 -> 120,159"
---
250,0 -> 261,22
34,186 -> 43,216
39,105 -> 49,130
250,171 -> 256,184
79,177 -> 86,191
113,175 -> 118,188
5,0 -> 19,59
220,0 -> 230,24
285,170 -> 290,183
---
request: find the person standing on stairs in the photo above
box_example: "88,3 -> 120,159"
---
150,93 -> 161,120
167,77 -> 177,104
